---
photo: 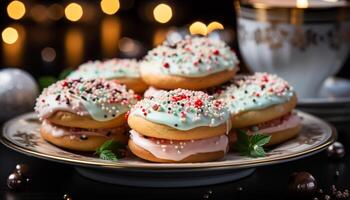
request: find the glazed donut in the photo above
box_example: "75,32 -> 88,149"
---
218,73 -> 300,146
140,36 -> 239,90
35,78 -> 138,151
127,89 -> 230,163
68,59 -> 148,93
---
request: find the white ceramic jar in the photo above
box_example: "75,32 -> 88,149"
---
236,0 -> 350,98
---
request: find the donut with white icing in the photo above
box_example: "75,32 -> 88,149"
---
218,73 -> 299,146
35,78 -> 138,151
127,89 -> 230,163
140,36 -> 239,90
68,59 -> 148,93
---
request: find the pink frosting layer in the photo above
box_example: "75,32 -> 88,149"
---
255,114 -> 301,134
130,130 -> 228,161
42,120 -> 120,138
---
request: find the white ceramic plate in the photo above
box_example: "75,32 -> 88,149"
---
0,111 -> 336,187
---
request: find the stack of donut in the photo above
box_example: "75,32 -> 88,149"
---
128,89 -> 230,163
35,79 -> 138,151
35,35 -> 301,163
217,73 -> 300,147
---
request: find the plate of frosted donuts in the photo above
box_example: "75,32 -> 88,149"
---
0,36 -> 336,187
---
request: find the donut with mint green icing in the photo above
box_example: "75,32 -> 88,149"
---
218,73 -> 297,128
140,36 -> 239,90
68,59 -> 148,93
127,89 -> 231,141
35,78 -> 139,129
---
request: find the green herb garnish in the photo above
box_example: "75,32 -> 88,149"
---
95,140 -> 125,161
235,129 -> 271,158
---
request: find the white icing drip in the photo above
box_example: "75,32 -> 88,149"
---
130,130 -> 228,161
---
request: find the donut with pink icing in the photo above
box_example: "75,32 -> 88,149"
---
140,36 -> 239,90
35,78 -> 138,151
68,59 -> 148,93
127,88 -> 231,163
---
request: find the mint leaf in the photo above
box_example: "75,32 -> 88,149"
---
38,76 -> 57,90
99,150 -> 117,161
95,140 -> 125,161
251,134 -> 271,147
235,129 -> 271,158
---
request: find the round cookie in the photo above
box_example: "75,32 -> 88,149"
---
127,89 -> 231,163
68,59 -> 148,93
140,36 -> 239,90
228,113 -> 301,147
128,89 -> 231,140
35,78 -> 137,151
40,121 -> 128,151
218,73 -> 296,128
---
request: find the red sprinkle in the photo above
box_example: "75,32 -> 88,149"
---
213,50 -> 220,55
134,94 -> 142,101
163,63 -> 170,68
194,99 -> 203,108
61,81 -> 68,87
152,104 -> 159,111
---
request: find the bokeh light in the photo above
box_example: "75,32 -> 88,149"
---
65,3 -> 83,22
189,21 -> 207,36
31,5 -> 48,23
2,27 -> 18,44
100,0 -> 120,15
7,1 -> 26,20
41,47 -> 56,62
296,0 -> 309,8
207,21 -> 224,34
48,4 -> 64,20
153,3 -> 172,23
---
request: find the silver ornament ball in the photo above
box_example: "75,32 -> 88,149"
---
0,68 -> 38,122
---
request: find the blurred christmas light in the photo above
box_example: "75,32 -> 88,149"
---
7,1 -> 26,20
41,47 -> 56,62
48,4 -> 64,20
65,3 -> 83,22
2,25 -> 25,67
65,28 -> 84,67
153,3 -> 172,23
296,0 -> 309,8
153,29 -> 168,46
207,21 -> 224,34
100,0 -> 120,15
118,37 -> 142,57
2,27 -> 18,44
189,21 -> 207,36
101,17 -> 121,57
31,5 -> 48,23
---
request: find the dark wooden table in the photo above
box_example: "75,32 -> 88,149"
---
0,125 -> 349,200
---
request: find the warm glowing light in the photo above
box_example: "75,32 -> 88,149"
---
101,17 -> 121,57
189,21 -> 207,36
2,27 -> 18,44
2,25 -> 25,67
41,47 -> 56,62
296,0 -> 309,8
153,29 -> 168,46
65,29 -> 84,67
100,0 -> 120,15
48,4 -> 64,20
7,1 -> 26,20
153,3 -> 172,23
207,21 -> 224,34
65,3 -> 83,22
31,5 -> 48,22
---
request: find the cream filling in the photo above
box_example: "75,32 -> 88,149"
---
253,114 -> 301,134
42,120 -> 119,138
130,130 -> 228,161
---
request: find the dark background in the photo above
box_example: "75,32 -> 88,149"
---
1,0 -> 350,199
0,0 -> 348,80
